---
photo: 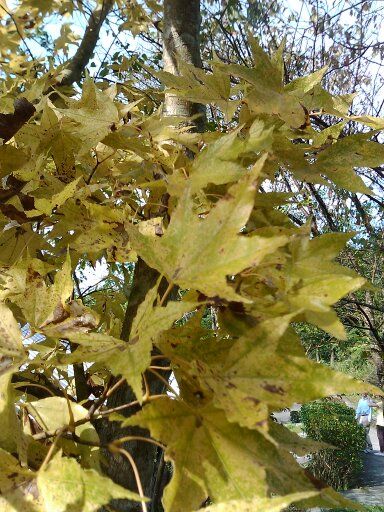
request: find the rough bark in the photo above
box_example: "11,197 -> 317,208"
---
97,260 -> 164,512
97,3 -> 204,511
163,0 -> 206,131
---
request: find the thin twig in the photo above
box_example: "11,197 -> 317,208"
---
87,376 -> 126,418
13,382 -> 57,397
111,436 -> 164,450
39,431 -> 63,472
147,369 -> 178,396
0,5 -> 36,63
98,394 -> 164,417
158,281 -> 173,307
110,446 -> 148,512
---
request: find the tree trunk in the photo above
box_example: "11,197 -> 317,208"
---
97,261 -> 166,512
97,5 -> 204,510
163,0 -> 206,131
330,347 -> 335,366
373,351 -> 384,387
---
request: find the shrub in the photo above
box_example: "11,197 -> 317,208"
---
329,508 -> 384,512
290,410 -> 301,423
286,505 -> 384,512
300,400 -> 366,490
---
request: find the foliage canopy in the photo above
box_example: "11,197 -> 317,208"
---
0,1 -> 383,511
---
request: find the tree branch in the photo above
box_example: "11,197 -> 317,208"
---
351,193 -> 374,234
307,183 -> 338,231
339,298 -> 384,315
12,372 -> 76,401
57,0 -> 114,87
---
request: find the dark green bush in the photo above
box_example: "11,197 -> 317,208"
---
285,504 -> 384,511
330,508 -> 384,512
290,410 -> 301,423
301,400 -> 366,490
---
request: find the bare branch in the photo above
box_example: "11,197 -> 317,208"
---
57,0 -> 114,86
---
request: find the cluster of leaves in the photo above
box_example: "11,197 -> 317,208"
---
198,2 -> 384,375
331,508 -> 384,512
301,400 -> 366,490
0,18 -> 383,512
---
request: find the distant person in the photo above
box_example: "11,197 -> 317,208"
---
372,398 -> 384,456
355,392 -> 374,452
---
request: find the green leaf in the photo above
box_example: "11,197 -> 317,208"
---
315,132 -> 384,193
241,232 -> 366,339
127,282 -> 198,398
155,60 -> 231,110
0,145 -> 28,177
0,373 -> 23,454
123,397 -> 317,512
0,225 -> 47,266
7,253 -> 73,329
0,448 -> 40,512
188,120 -> 273,192
168,319 -> 379,432
217,330 -> 377,411
268,421 -> 330,457
27,397 -> 100,469
204,491 -> 318,512
34,177 -> 82,215
37,453 -> 143,512
62,291 -> 196,400
57,78 -> 119,155
285,66 -> 328,94
60,201 -> 136,263
219,41 -> 308,128
0,303 -> 25,360
128,157 -> 290,301
285,233 -> 366,337
349,114 -> 384,129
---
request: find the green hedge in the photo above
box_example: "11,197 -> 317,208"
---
286,506 -> 384,512
330,508 -> 384,512
300,400 -> 366,490
290,410 -> 301,423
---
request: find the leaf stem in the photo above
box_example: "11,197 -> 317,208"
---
13,382 -> 57,397
110,446 -> 148,512
105,377 -> 126,398
87,376 -> 126,419
158,281 -> 173,307
147,369 -> 178,396
111,436 -> 164,450
142,372 -> 150,402
98,394 -> 164,417
38,430 -> 62,472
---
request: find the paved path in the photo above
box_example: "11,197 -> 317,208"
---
342,427 -> 384,506
273,402 -> 384,507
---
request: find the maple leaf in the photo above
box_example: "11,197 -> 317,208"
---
192,323 -> 377,430
123,396 -> 318,512
60,287 -> 197,400
127,156 -> 290,302
27,397 -> 100,469
37,453 -> 144,511
0,448 -> 39,512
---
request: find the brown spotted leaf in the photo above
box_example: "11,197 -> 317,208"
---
127,156 -> 290,302
123,396 -> 320,512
